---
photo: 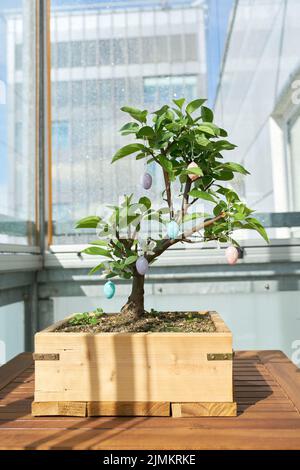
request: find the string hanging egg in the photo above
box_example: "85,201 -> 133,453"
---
187,162 -> 201,182
225,246 -> 239,265
167,220 -> 180,240
136,256 -> 149,275
141,173 -> 152,190
103,280 -> 116,299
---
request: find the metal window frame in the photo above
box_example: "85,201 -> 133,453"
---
0,0 -> 47,355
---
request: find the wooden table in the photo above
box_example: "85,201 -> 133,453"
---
0,351 -> 300,450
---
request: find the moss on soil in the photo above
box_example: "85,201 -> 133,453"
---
55,309 -> 216,333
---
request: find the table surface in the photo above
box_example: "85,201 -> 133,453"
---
0,350 -> 300,450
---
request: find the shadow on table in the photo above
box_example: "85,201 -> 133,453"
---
233,358 -> 273,415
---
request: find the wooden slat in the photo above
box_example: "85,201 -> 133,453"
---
87,401 -> 170,417
263,361 -> 300,413
32,401 -> 87,417
172,402 -> 237,417
257,350 -> 290,364
0,427 -> 299,450
0,353 -> 33,392
33,353 -> 59,361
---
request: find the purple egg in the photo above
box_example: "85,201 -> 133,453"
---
141,173 -> 152,190
136,256 -> 149,275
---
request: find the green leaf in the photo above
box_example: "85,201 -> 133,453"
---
197,124 -> 217,136
153,104 -> 169,116
186,98 -> 206,114
89,240 -> 109,246
157,154 -> 173,173
219,128 -> 228,137
195,134 -> 210,147
136,126 -> 155,139
88,263 -> 105,275
173,98 -> 185,109
213,201 -> 227,216
222,162 -> 250,175
75,215 -> 101,229
213,170 -> 234,181
216,186 -> 240,203
124,255 -> 138,266
112,143 -> 147,163
121,106 -> 147,123
189,189 -> 217,203
201,106 -> 214,122
183,166 -> 204,177
82,247 -> 112,257
214,140 -> 237,151
234,212 -> 246,221
119,122 -> 140,135
135,153 -> 148,160
165,122 -> 182,132
246,217 -> 269,243
139,196 -> 151,210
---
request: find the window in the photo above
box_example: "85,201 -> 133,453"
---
50,1 -> 205,244
51,34 -> 199,69
144,76 -> 197,106
288,113 -> 300,211
214,0 -> 300,239
0,0 -> 37,245
52,121 -> 69,149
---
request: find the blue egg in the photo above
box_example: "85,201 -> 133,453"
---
167,220 -> 180,240
103,281 -> 116,299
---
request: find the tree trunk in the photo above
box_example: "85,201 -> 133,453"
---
121,273 -> 145,318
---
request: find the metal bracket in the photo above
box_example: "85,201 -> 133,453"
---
33,353 -> 60,361
207,353 -> 233,361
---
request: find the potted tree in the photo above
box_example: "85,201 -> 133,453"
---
32,98 -> 268,418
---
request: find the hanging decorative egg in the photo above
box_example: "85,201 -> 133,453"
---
167,220 -> 180,240
136,256 -> 149,275
225,246 -> 239,265
141,173 -> 152,190
103,281 -> 116,299
187,162 -> 201,182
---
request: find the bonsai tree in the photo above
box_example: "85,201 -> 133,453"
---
76,98 -> 268,318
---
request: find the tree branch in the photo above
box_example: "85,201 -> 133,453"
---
181,178 -> 192,219
148,212 -> 227,262
163,169 -> 173,219
182,212 -> 226,240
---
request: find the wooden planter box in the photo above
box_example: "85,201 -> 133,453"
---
32,311 -> 236,417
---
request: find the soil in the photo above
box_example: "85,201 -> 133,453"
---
55,310 -> 216,333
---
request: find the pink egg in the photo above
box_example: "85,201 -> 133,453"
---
225,246 -> 239,265
141,173 -> 152,190
187,162 -> 201,182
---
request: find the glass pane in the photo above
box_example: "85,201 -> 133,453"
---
50,0 -> 206,243
0,0 -> 36,245
214,0 -> 300,239
0,302 -> 25,365
289,114 -> 300,210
